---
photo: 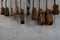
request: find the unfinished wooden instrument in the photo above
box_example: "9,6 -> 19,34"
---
1,0 -> 5,15
38,0 -> 45,25
5,0 -> 9,16
20,0 -> 25,24
32,0 -> 37,20
53,0 -> 59,15
45,0 -> 53,25
27,0 -> 30,15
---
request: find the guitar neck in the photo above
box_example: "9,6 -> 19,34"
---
54,0 -> 56,5
33,0 -> 34,8
1,0 -> 3,7
5,0 -> 7,7
46,0 -> 47,9
15,0 -> 17,7
10,0 -> 12,13
10,0 -> 12,8
20,0 -> 21,9
27,0 -> 30,7
39,0 -> 40,9
28,0 -> 30,4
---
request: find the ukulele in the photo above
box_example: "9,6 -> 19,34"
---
38,0 -> 45,25
1,0 -> 5,15
20,0 -> 25,24
31,0 -> 37,20
15,0 -> 19,15
53,0 -> 59,15
27,0 -> 30,15
45,0 -> 53,25
5,0 -> 9,16
10,0 -> 13,16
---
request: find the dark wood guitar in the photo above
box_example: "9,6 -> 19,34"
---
1,0 -> 5,15
38,0 -> 45,25
5,0 -> 9,16
53,0 -> 59,15
45,0 -> 53,25
27,0 -> 30,15
31,0 -> 37,20
20,0 -> 25,24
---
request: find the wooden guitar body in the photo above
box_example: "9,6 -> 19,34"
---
5,7 -> 9,16
20,9 -> 25,24
38,9 -> 45,25
32,7 -> 37,20
1,7 -> 5,15
15,6 -> 19,15
45,9 -> 53,25
53,4 -> 59,15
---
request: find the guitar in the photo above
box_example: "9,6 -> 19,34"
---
5,0 -> 9,16
38,0 -> 45,25
20,0 -> 25,24
45,0 -> 53,25
1,0 -> 5,15
15,0 -> 19,15
27,0 -> 30,15
32,0 -> 37,20
53,0 -> 59,15
10,0 -> 13,16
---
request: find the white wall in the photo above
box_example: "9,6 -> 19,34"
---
0,0 -> 60,14
0,0 -> 60,40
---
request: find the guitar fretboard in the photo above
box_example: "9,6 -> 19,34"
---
54,0 -> 56,5
33,0 -> 34,8
46,0 -> 47,9
10,0 -> 12,8
39,0 -> 40,9
15,0 -> 17,7
27,0 -> 30,7
5,0 -> 7,7
20,0 -> 21,9
1,0 -> 3,7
